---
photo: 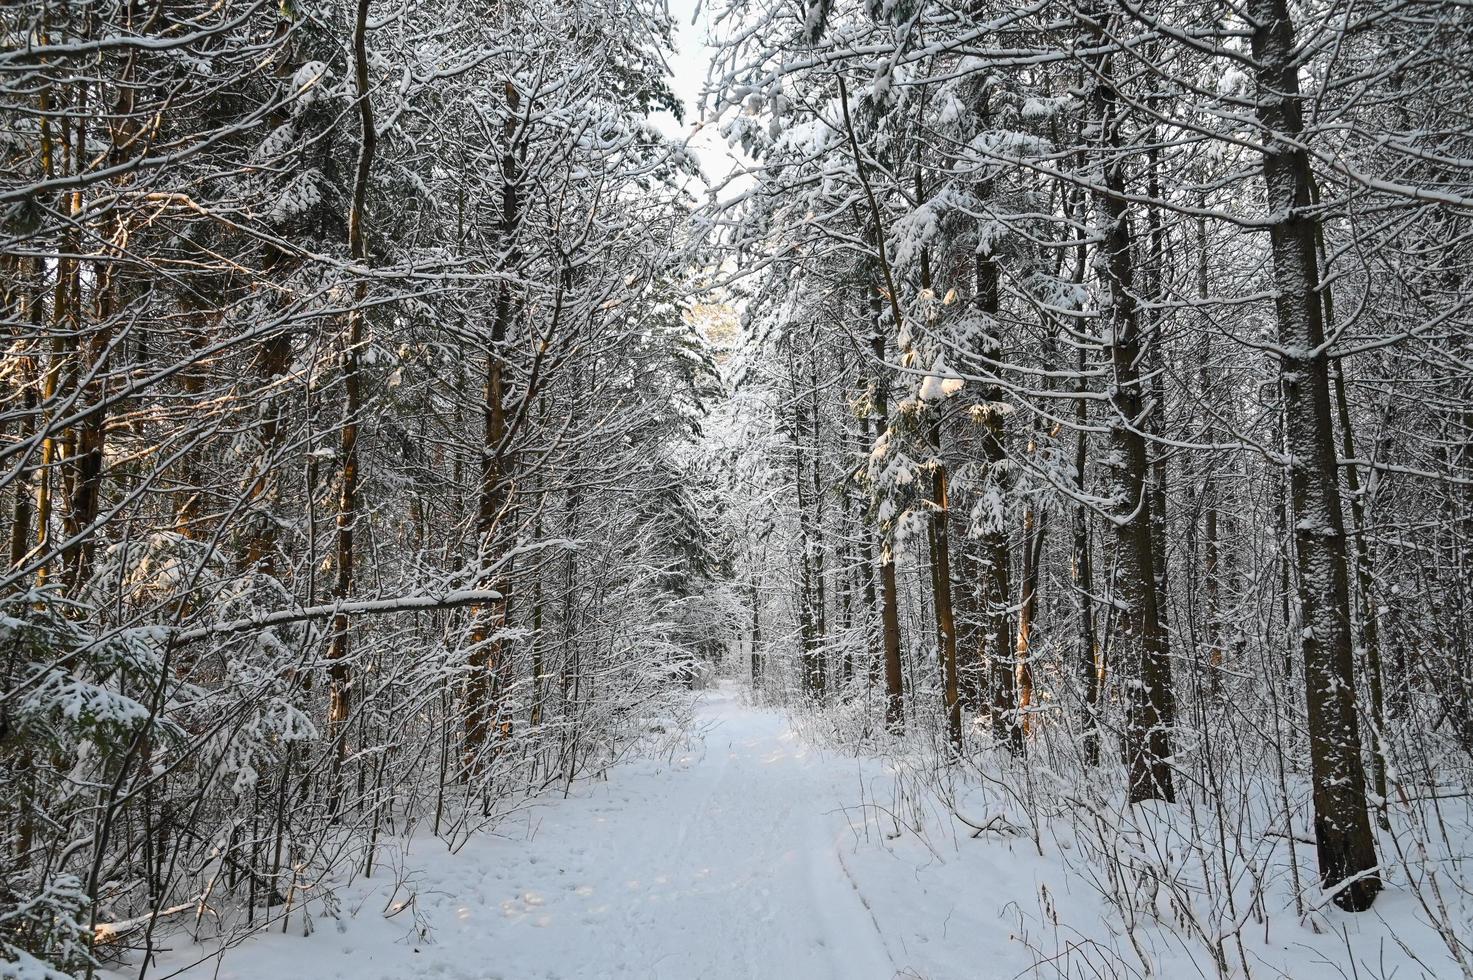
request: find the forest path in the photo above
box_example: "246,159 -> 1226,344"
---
161,683 -> 910,980
499,682 -> 899,980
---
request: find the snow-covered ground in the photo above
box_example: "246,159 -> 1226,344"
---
132,684 -> 1465,980
137,685 -> 895,979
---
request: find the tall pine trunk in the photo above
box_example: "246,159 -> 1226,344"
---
326,0 -> 377,803
871,311 -> 905,732
465,81 -> 523,769
929,412 -> 962,752
1088,21 -> 1176,803
975,254 -> 1020,753
1247,0 -> 1380,910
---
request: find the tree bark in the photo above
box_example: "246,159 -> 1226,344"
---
792,375 -> 822,697
1016,494 -> 1044,737
975,254 -> 1021,754
326,0 -> 377,802
465,80 -> 522,769
7,260 -> 44,576
1073,339 -> 1101,765
871,304 -> 905,732
1087,23 -> 1176,803
929,413 -> 962,752
1247,0 -> 1381,910
839,74 -> 905,732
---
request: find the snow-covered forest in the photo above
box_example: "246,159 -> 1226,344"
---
3,0 -> 1472,976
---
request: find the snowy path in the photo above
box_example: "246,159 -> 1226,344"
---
162,686 -> 916,980
141,684 -> 1473,980
455,685 -> 897,980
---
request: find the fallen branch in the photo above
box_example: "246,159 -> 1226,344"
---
94,902 -> 195,947
171,589 -> 504,643
954,810 -> 1029,839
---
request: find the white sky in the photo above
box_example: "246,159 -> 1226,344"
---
647,0 -> 749,194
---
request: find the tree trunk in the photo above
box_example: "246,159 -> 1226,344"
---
8,259 -> 44,576
809,360 -> 828,693
1088,24 -> 1176,804
749,574 -> 763,690
871,305 -> 905,732
929,412 -> 962,752
1016,494 -> 1044,737
839,75 -> 904,732
793,381 -> 821,697
244,332 -> 293,575
1247,0 -> 1381,910
61,276 -> 110,593
326,0 -> 377,804
917,237 -> 961,751
975,254 -> 1021,754
1195,213 -> 1224,693
1073,341 -> 1100,764
465,80 -> 522,769
1310,185 -> 1390,827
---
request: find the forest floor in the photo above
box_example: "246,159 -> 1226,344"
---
127,683 -> 1459,980
132,684 -> 959,979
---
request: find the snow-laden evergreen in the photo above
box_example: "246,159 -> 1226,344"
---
3,0 -> 1473,976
